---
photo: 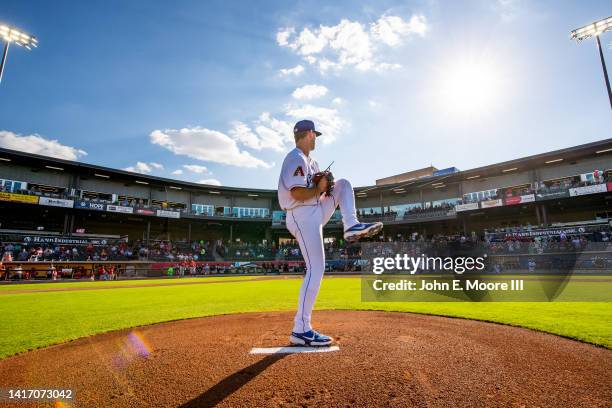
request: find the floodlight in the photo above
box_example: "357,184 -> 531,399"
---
570,16 -> 612,41
0,23 -> 38,84
571,16 -> 612,110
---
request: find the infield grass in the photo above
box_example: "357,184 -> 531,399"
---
0,276 -> 610,359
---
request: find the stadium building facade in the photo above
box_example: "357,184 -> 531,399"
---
0,138 -> 610,249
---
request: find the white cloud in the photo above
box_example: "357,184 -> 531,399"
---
150,127 -> 272,168
123,161 -> 163,174
285,104 -> 345,144
276,27 -> 295,47
183,164 -> 209,174
0,130 -> 87,161
255,112 -> 295,149
368,100 -> 379,108
277,14 -> 427,73
229,121 -> 262,150
229,114 -> 293,152
279,65 -> 305,76
371,15 -> 427,46
198,178 -> 222,186
292,84 -> 329,100
332,97 -> 344,105
171,169 -> 183,175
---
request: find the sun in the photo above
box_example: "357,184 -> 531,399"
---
435,58 -> 504,116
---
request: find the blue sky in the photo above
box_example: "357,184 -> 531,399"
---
1,0 -> 611,188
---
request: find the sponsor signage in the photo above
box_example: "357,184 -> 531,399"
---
136,208 -> 155,216
76,200 -> 106,211
23,235 -> 108,246
455,202 -> 479,212
505,194 -> 535,206
535,190 -> 570,201
156,209 -> 181,219
433,167 -> 460,176
569,183 -> 607,197
480,199 -> 503,209
0,192 -> 39,204
106,204 -> 134,214
485,225 -> 602,241
608,182 -> 612,192
39,197 -> 74,208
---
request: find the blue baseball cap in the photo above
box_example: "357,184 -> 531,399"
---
293,120 -> 322,137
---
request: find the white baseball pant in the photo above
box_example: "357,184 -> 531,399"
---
285,178 -> 359,333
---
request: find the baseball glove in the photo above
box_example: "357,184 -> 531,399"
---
313,171 -> 335,195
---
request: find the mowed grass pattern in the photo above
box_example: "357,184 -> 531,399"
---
0,276 -> 610,359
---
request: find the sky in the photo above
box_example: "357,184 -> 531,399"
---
0,0 -> 611,189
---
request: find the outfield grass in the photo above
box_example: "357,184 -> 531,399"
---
0,275 -> 270,291
0,277 -> 610,359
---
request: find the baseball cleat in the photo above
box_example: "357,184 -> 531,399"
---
343,222 -> 383,242
290,330 -> 333,346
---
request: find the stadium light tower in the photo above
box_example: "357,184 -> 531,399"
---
570,17 -> 612,110
0,23 -> 38,85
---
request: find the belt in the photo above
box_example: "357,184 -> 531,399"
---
284,203 -> 318,212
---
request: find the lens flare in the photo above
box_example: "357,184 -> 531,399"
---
112,330 -> 153,369
128,330 -> 153,357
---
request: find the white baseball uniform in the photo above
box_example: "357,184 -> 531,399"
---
278,147 -> 359,333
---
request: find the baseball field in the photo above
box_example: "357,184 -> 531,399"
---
1,275 -> 611,407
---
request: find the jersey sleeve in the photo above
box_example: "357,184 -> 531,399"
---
282,154 -> 309,190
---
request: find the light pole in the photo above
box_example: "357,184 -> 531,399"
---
0,23 -> 38,85
571,17 -> 612,110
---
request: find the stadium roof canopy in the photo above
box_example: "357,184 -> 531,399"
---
354,137 -> 612,196
0,137 -> 610,197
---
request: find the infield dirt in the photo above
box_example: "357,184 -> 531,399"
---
0,310 -> 610,407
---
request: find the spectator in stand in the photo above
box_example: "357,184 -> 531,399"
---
17,248 -> 28,261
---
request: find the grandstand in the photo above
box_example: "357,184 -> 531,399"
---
0,138 -> 610,279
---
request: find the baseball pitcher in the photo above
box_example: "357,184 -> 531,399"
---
278,119 -> 383,346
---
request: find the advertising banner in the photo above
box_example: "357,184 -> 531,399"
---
39,197 -> 74,208
0,192 -> 39,204
455,202 -> 479,212
136,208 -> 155,216
106,204 -> 134,214
23,235 -> 108,246
156,209 -> 181,219
480,199 -> 503,209
569,183 -> 607,197
535,190 -> 570,201
433,167 -> 459,176
75,200 -> 106,211
484,225 -> 604,240
505,194 -> 535,206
